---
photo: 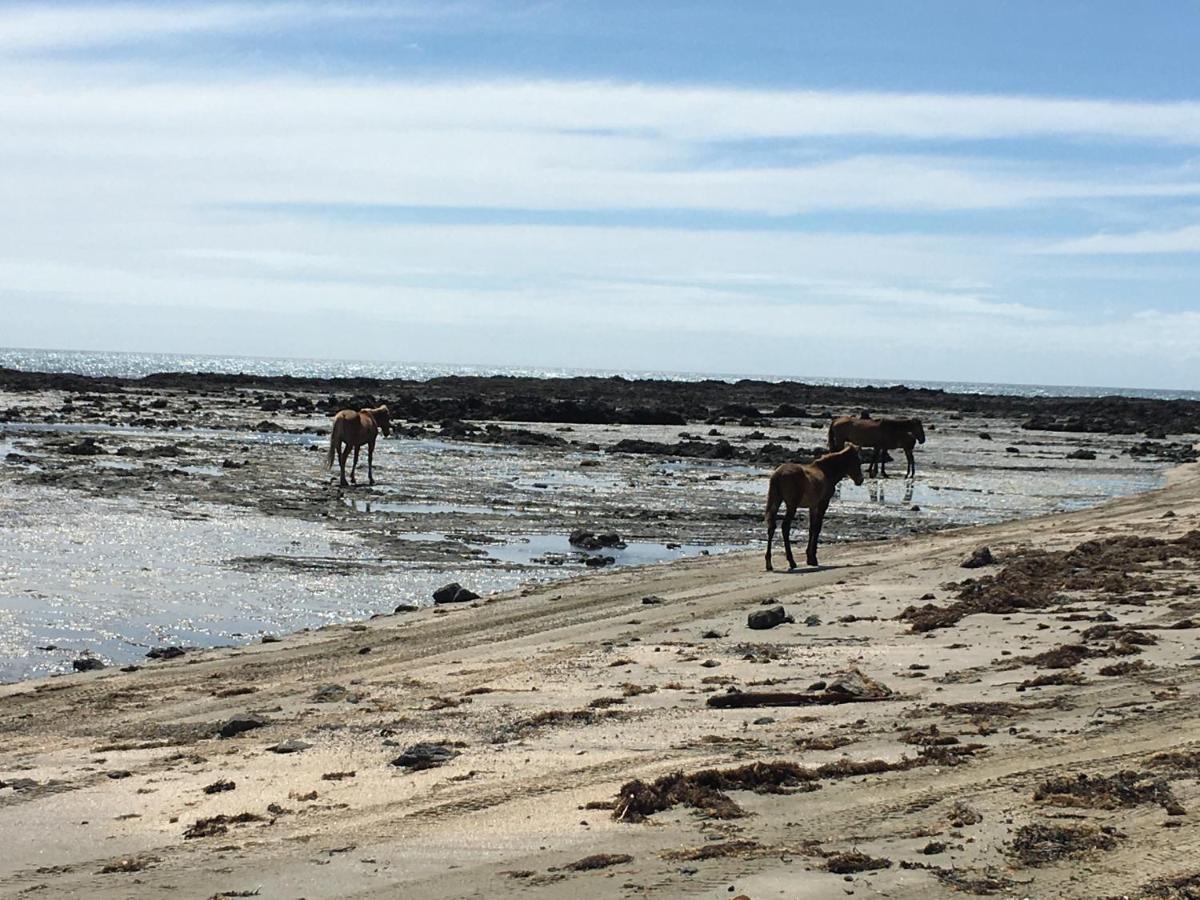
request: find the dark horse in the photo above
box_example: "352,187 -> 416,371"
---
327,405 -> 391,487
828,415 -> 925,479
764,443 -> 864,571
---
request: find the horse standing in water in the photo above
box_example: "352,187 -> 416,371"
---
764,443 -> 864,571
327,405 -> 391,487
828,416 -> 925,479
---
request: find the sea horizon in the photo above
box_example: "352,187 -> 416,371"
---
2,344 -> 1197,403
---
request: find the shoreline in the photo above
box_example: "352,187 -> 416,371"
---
2,453 -> 1198,898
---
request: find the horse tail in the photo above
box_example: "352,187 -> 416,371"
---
827,420 -> 842,451
764,474 -> 781,523
326,416 -> 342,469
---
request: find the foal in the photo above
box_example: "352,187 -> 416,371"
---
326,405 -> 391,487
764,443 -> 864,571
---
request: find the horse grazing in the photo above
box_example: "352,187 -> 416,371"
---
764,443 -> 864,571
326,405 -> 391,487
828,416 -> 926,479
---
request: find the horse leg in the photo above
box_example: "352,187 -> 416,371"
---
879,447 -> 889,479
905,446 -> 916,479
868,448 -> 878,478
350,445 -> 360,484
337,443 -> 350,487
781,505 -> 798,570
807,499 -> 830,567
765,501 -> 779,572
367,437 -> 376,486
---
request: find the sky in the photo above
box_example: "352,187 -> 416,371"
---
1,1 -> 1199,389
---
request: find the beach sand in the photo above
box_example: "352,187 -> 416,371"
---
1,458 -> 1199,898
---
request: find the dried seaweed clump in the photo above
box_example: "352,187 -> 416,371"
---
825,850 -> 892,874
1034,771 -> 1184,814
899,531 -> 1200,633
1008,822 -> 1119,866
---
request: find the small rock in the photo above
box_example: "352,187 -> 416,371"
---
753,717 -> 774,725
145,646 -> 185,660
202,779 -> 236,794
391,743 -> 460,771
394,603 -> 420,613
747,605 -> 793,630
961,546 -> 995,568
824,668 -> 891,699
804,614 -> 822,627
268,740 -> 312,754
218,714 -> 269,739
260,634 -> 281,644
642,595 -> 665,605
72,657 -> 106,672
1066,448 -> 1096,460
584,555 -> 615,568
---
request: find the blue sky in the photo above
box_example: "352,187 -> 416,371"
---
1,2 -> 1198,388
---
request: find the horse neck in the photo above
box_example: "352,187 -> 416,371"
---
816,451 -> 851,484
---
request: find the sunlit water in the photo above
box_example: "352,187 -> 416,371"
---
4,346 -> 1197,400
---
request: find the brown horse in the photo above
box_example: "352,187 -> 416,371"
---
765,443 -> 864,571
327,405 -> 391,487
828,416 -> 925,479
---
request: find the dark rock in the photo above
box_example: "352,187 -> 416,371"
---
394,603 -> 420,613
824,669 -> 891,699
569,530 -> 625,550
260,634 -> 281,643
961,546 -> 995,568
203,779 -> 236,794
218,714 -> 269,739
584,555 -> 615,568
268,740 -> 312,754
61,437 -> 104,456
391,742 -> 461,771
145,646 -> 186,660
106,770 -> 132,779
433,582 -> 480,604
641,596 -> 665,605
747,606 -> 793,630
72,656 -> 106,672
804,614 -> 822,627
1066,448 -> 1096,460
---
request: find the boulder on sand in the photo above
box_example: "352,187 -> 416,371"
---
433,583 -> 479,604
747,605 -> 794,630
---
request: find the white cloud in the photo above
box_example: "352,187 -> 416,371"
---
0,3 -> 449,51
1046,225 -> 1200,254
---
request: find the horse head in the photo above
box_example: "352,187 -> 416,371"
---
373,405 -> 392,438
911,419 -> 926,444
842,442 -> 865,486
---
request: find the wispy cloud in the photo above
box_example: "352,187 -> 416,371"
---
0,2 -> 453,52
1047,224 -> 1200,254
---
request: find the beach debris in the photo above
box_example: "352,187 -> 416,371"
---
707,668 -> 892,709
391,742 -> 461,771
961,546 -> 995,568
825,851 -> 892,874
562,853 -> 633,871
183,812 -> 263,840
311,684 -> 349,703
0,778 -> 39,792
268,739 -> 312,754
432,582 -> 480,604
98,856 -> 157,874
217,714 -> 269,739
1033,771 -> 1184,814
568,530 -> 626,550
321,771 -> 356,781
612,757 -> 917,823
744,609 -> 792,628
203,779 -> 236,794
661,840 -> 763,861
1017,671 -> 1086,690
1098,659 -> 1150,676
1008,822 -> 1119,866
72,655 -> 106,672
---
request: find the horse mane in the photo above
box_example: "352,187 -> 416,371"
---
814,443 -> 858,473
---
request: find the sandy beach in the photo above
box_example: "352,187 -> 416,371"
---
2,421 -> 1199,897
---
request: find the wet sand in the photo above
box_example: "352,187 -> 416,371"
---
2,427 -> 1200,896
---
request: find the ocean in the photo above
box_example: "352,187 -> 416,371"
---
2,346 -> 1197,401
